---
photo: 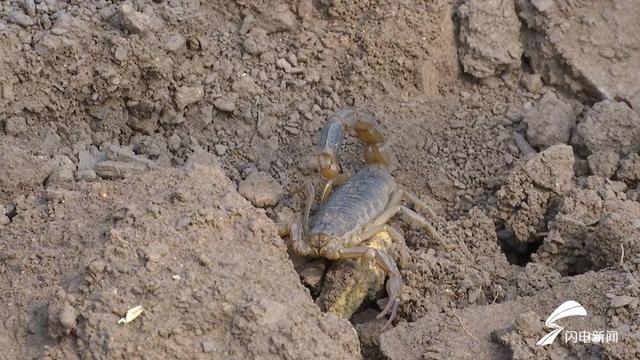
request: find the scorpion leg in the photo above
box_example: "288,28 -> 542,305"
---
401,189 -> 439,222
337,246 -> 402,329
289,182 -> 316,256
290,219 -> 313,256
371,190 -> 444,243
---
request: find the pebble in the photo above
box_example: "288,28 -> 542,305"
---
24,0 -> 36,17
610,295 -> 638,308
9,11 -> 34,27
214,144 -> 228,156
231,75 -> 262,96
76,169 -> 97,182
449,119 -> 465,129
95,160 -> 147,179
46,155 -> 76,185
300,260 -> 325,294
213,97 -> 236,112
59,303 -> 78,331
165,34 -> 186,52
4,116 -> 28,136
238,171 -> 283,208
78,150 -> 99,170
87,259 -> 106,274
523,91 -> 576,149
143,242 -> 169,263
0,215 -> 10,226
587,151 -> 619,178
174,86 -> 204,109
201,341 -> 216,353
276,58 -> 291,70
167,134 -> 182,150
256,3 -> 297,33
118,3 -> 160,34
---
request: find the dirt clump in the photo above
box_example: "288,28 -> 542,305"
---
457,0 -> 522,79
588,150 -> 620,179
522,91 -> 577,149
238,171 -> 284,208
497,144 -> 575,243
617,153 -> 640,187
517,0 -> 640,107
572,100 -> 640,156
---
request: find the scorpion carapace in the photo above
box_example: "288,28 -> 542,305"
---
288,107 -> 443,330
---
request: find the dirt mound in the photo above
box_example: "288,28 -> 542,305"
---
1,151 -> 359,359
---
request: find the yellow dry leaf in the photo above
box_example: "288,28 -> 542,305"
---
117,305 -> 144,324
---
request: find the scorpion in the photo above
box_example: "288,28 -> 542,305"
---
287,108 -> 443,329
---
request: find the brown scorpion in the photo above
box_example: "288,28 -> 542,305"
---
287,108 -> 443,329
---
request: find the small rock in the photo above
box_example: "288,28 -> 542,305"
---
78,151 -> 100,171
106,144 -> 155,167
587,151 -> 619,178
95,161 -> 147,180
300,260 -> 325,294
60,303 -> 78,332
167,134 -> 182,151
76,170 -> 97,182
165,34 -> 185,52
159,106 -> 184,125
214,144 -> 228,156
505,104 -> 523,122
457,0 -> 522,78
520,73 -> 544,94
276,58 -> 291,70
449,119 -> 465,129
8,11 -> 34,27
238,171 -> 283,207
610,295 -> 637,308
242,29 -> 268,55
117,3 -> 161,34
174,86 -> 204,109
616,154 -> 640,185
231,75 -> 262,97
143,242 -> 169,263
523,91 -> 576,149
213,97 -> 236,112
114,45 -> 128,61
59,303 -> 78,331
0,215 -> 10,226
573,100 -> 640,156
4,116 -> 28,136
47,155 -> 76,185
201,341 -> 216,353
256,3 -> 297,34
88,259 -> 106,274
514,311 -> 543,337
23,0 -> 36,17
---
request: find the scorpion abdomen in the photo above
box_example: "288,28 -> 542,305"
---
310,166 -> 395,237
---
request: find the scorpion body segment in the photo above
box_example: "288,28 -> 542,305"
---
311,166 -> 395,241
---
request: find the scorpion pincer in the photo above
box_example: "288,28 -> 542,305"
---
288,108 -> 443,329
